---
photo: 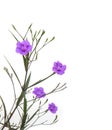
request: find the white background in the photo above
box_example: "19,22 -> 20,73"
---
0,0 -> 112,130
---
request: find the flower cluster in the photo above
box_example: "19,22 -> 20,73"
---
32,87 -> 57,113
0,24 -> 67,130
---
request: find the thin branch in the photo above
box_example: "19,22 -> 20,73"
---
28,72 -> 55,89
23,24 -> 32,40
0,97 -> 7,122
4,57 -> 22,89
47,83 -> 67,95
17,108 -> 22,119
4,67 -> 16,99
37,36 -> 55,53
12,24 -> 24,40
9,30 -> 18,41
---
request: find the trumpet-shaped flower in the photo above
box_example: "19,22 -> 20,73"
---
48,103 -> 58,114
52,61 -> 66,75
33,87 -> 46,98
16,40 -> 32,55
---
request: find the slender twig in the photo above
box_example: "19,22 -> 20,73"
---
23,24 -> 32,40
47,83 -> 67,95
0,97 -> 7,124
4,57 -> 22,89
9,30 -> 18,41
27,98 -> 37,111
17,108 -> 22,119
12,24 -> 24,40
29,30 -> 45,57
4,67 -> 16,99
37,36 -> 55,53
28,72 -> 55,89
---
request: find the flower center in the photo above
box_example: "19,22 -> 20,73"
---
21,45 -> 27,52
57,65 -> 62,71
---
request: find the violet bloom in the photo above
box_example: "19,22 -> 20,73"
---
52,61 -> 66,75
48,103 -> 58,114
33,87 -> 46,98
16,40 -> 32,55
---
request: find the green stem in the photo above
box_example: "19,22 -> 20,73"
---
1,101 -> 19,130
1,55 -> 30,129
28,72 -> 55,89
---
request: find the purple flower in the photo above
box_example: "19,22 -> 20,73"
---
16,40 -> 32,55
48,103 -> 58,114
33,87 -> 46,98
52,61 -> 66,75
